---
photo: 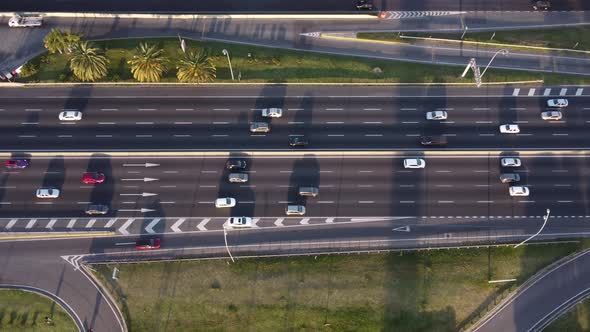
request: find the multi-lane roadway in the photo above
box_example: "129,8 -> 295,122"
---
0,0 -> 589,12
0,86 -> 588,151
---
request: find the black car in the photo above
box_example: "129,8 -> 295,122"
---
500,173 -> 521,184
420,135 -> 447,147
226,159 -> 247,170
532,0 -> 550,10
289,136 -> 309,147
355,0 -> 374,10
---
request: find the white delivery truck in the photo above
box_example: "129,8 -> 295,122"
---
8,14 -> 43,27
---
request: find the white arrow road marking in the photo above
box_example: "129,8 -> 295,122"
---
300,218 -> 310,225
121,178 -> 159,182
123,163 -> 160,167
197,218 -> 210,231
274,218 -> 284,227
105,218 -> 117,228
85,219 -> 96,228
118,218 -> 135,235
326,218 -> 334,223
120,192 -> 158,197
25,219 -> 37,229
393,226 -> 411,232
145,218 -> 161,234
5,219 -> 17,229
171,218 -> 186,233
46,219 -> 57,229
67,219 -> 76,228
118,208 -> 155,213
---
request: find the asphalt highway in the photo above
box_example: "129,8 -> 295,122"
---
0,90 -> 589,151
1,0 -> 588,13
1,154 -> 590,221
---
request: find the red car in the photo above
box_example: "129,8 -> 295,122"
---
135,238 -> 161,250
5,159 -> 29,169
82,172 -> 105,184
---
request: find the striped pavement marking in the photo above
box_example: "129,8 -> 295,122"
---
576,88 -> 584,96
560,88 -> 567,96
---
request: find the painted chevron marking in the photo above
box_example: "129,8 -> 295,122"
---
381,11 -> 465,19
46,218 -> 57,229
118,218 -> 135,235
197,218 -> 210,231
5,219 -> 17,229
145,218 -> 161,234
171,218 -> 186,233
274,218 -> 284,227
105,218 -> 117,228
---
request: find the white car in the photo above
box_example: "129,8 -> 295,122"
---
509,186 -> 530,197
501,157 -> 522,167
261,108 -> 283,118
547,99 -> 568,108
36,188 -> 60,198
425,111 -> 448,121
227,217 -> 252,228
499,124 -> 520,134
541,111 -> 562,120
215,197 -> 236,208
403,158 -> 425,169
58,111 -> 82,121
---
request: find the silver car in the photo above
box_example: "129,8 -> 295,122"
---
285,205 -> 306,216
541,111 -> 562,120
250,122 -> 270,133
228,173 -> 248,183
261,108 -> 283,118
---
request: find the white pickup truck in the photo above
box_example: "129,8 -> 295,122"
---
8,14 -> 43,28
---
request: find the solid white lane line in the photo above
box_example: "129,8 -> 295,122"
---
174,122 -> 193,125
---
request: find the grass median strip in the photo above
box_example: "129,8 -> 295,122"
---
92,242 -> 587,331
0,289 -> 77,331
22,37 -> 589,85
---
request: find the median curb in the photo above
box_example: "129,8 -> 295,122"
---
0,231 -> 116,240
0,150 -> 589,158
0,12 -> 376,20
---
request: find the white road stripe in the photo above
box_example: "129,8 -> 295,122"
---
543,88 -> 551,96
86,219 -> 96,228
560,88 -> 567,96
138,108 -> 156,111
364,108 -> 381,111
175,108 -> 194,111
105,218 -> 117,228
26,219 -> 37,229
288,121 -> 305,124
528,88 -> 535,96
326,108 -> 343,111
365,134 -> 383,137
101,108 -> 118,111
512,88 -> 520,96
5,219 -> 17,229
46,219 -> 57,229
213,122 -> 229,124
174,122 -> 193,125
576,88 -> 583,96
98,122 -> 115,125
67,219 -> 76,228
173,135 -> 192,137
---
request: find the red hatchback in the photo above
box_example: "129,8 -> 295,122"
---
135,238 -> 161,250
82,172 -> 105,184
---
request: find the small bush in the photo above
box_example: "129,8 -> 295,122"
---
19,62 -> 38,78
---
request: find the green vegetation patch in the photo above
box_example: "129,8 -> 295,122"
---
545,296 -> 590,332
93,243 -> 583,332
23,37 -> 590,85
0,289 -> 77,331
359,25 -> 590,51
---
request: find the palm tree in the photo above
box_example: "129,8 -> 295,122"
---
43,29 -> 81,54
176,50 -> 216,83
127,43 -> 167,82
69,41 -> 109,82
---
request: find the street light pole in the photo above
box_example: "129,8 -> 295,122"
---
222,49 -> 235,81
461,49 -> 509,88
223,226 -> 235,263
480,48 -> 509,77
514,209 -> 551,248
